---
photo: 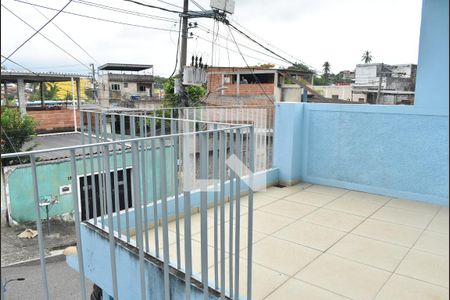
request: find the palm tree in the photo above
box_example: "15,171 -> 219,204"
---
322,61 -> 331,80
361,50 -> 373,63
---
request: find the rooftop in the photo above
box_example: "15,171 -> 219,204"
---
0,70 -> 89,83
137,183 -> 449,299
98,63 -> 153,72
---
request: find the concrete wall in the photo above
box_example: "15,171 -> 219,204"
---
4,147 -> 175,223
27,108 -> 79,133
274,103 -> 449,205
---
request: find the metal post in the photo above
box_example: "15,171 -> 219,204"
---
70,150 -> 88,300
200,132 -> 209,300
30,155 -> 49,300
71,77 -> 77,132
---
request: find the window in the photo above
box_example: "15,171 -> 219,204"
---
332,95 -> 339,99
139,85 -> 147,92
111,84 -> 120,91
123,83 -> 128,88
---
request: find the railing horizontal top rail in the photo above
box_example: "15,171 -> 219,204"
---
1,125 -> 252,159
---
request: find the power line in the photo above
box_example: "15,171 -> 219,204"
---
229,18 -> 319,73
1,4 -> 91,71
1,54 -> 39,75
225,26 -> 275,104
72,0 -> 178,23
32,6 -> 98,64
13,0 -> 179,33
190,0 -> 206,11
195,24 -> 290,65
121,0 -> 183,14
2,0 -> 73,64
227,22 -> 295,66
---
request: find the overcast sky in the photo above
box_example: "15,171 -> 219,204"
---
1,0 -> 423,77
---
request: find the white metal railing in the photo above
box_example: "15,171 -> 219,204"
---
1,109 -> 262,300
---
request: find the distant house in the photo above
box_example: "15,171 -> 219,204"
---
206,67 -> 315,106
352,63 -> 417,105
98,63 -> 159,108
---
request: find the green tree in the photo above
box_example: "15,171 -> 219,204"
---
322,61 -> 331,80
162,77 -> 206,108
29,83 -> 60,100
1,108 -> 37,164
362,50 -> 373,64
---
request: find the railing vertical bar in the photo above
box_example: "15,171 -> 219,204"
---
139,117 -> 150,253
120,114 -> 131,243
172,119 -> 181,268
111,115 -> 122,239
150,118 -> 160,257
30,155 -> 50,300
200,132 -> 209,300
183,132 -> 193,299
80,111 -> 89,222
131,141 -> 147,300
103,144 -> 119,300
228,127 -> 235,299
95,113 -> 105,228
87,112 -> 97,225
213,124 -> 219,289
69,150 -> 88,300
234,128 -> 242,299
247,126 -> 255,300
219,130 -> 226,299
159,137 -> 171,300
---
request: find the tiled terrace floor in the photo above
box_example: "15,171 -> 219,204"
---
139,183 -> 449,300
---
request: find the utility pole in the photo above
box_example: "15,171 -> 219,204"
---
178,0 -> 189,107
90,63 -> 98,105
376,63 -> 384,104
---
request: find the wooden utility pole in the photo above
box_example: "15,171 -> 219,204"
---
178,0 -> 189,107
376,63 -> 384,104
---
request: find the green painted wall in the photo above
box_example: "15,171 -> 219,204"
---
7,147 -> 175,223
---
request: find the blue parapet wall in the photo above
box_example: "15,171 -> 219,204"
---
274,103 -> 449,205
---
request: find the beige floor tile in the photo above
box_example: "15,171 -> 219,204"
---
352,219 -> 422,247
344,190 -> 391,203
396,250 -> 449,287
192,222 -> 267,251
240,211 -> 294,235
296,253 -> 391,300
301,208 -> 365,232
304,185 -> 348,197
240,194 -> 279,209
247,236 -> 321,275
207,258 -> 289,300
284,191 -> 337,207
206,201 -> 248,223
328,234 -> 409,272
325,196 -> 386,217
274,220 -> 345,251
168,212 -> 214,236
375,274 -> 449,300
386,198 -> 441,215
261,186 -> 300,198
371,206 -> 435,229
427,207 -> 449,235
131,226 -> 179,252
266,278 -> 348,300
168,239 -> 216,275
259,200 -> 317,219
413,230 -> 449,257
289,182 -> 313,190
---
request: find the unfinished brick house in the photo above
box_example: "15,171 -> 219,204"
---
205,67 -> 314,106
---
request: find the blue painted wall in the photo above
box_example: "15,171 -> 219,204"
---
415,0 -> 449,113
67,225 -> 217,300
274,103 -> 449,205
